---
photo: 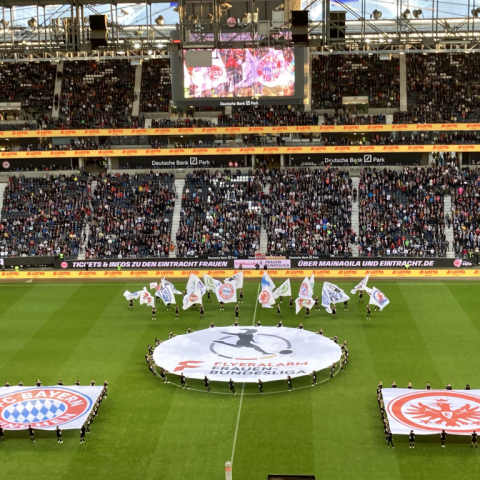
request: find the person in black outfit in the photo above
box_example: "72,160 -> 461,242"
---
175,305 -> 179,319
297,323 -> 304,329
407,382 -> 413,389
359,291 -> 364,303
229,378 -> 236,395
207,291 -> 211,303
366,305 -> 371,319
58,380 -> 64,386
255,320 -> 262,327
4,381 -> 9,387
148,345 -> 154,355
56,426 -> 63,444
151,306 -> 156,320
446,383 -> 452,390
90,379 -> 96,386
286,375 -> 294,391
311,371 -> 317,386
343,301 -> 348,311
219,302 -> 224,311
425,382 -> 431,390
180,373 -> 188,389
466,384 -> 471,390
29,425 -> 35,442
0,426 -> 4,443
391,381 -> 397,388
289,297 -> 294,311
441,430 -> 446,447
258,379 -> 265,394
409,430 -> 415,448
35,379 -> 42,387
160,368 -> 168,383
204,376 -> 211,393
80,425 -> 86,444
209,322 -> 215,329
18,381 -> 23,386
239,290 -> 244,303
235,304 -> 240,320
330,363 -> 335,378
276,304 -> 282,318
149,363 -> 155,376
166,302 -> 171,311
471,431 -> 478,448
387,430 -> 394,448
314,297 -> 319,311
199,304 -> 205,320
129,299 -> 134,310
276,320 -> 283,328
304,307 -> 310,319
232,320 -> 239,327
103,380 -> 108,398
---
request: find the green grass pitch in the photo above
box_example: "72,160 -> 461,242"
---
1,279 -> 480,480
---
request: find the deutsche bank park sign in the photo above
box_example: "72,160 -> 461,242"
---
153,327 -> 342,382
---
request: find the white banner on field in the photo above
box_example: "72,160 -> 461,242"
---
153,327 -> 342,383
0,386 -> 102,430
383,388 -> 480,435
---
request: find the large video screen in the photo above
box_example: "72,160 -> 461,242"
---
183,47 -> 295,99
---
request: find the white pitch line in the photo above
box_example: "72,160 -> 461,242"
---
230,284 -> 260,465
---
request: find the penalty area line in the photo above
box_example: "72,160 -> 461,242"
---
231,284 -> 260,465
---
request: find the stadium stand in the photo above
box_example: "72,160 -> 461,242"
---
60,60 -> 138,128
0,173 -> 91,257
358,166 -> 449,257
87,172 -> 175,258
175,170 -> 262,256
0,62 -> 57,120
262,168 -> 354,256
217,106 -> 319,126
311,54 -> 400,110
140,59 -> 172,113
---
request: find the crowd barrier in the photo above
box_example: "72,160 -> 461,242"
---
2,268 -> 480,280
0,123 -> 479,138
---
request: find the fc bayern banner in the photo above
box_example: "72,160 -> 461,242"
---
382,388 -> 480,435
0,386 -> 103,430
215,282 -> 237,304
153,327 -> 342,383
369,286 -> 390,310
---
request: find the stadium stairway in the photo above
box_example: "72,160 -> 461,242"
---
0,182 -> 7,212
169,179 -> 185,258
132,64 -> 142,117
351,177 -> 360,256
444,195 -> 455,258
259,182 -> 270,253
78,180 -> 97,260
52,61 -> 63,119
399,53 -> 408,112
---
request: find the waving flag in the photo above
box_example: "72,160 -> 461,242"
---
309,273 -> 315,289
182,289 -> 203,310
259,286 -> 275,308
187,274 -> 206,296
156,285 -> 176,305
139,288 -> 155,307
298,276 -> 314,299
204,274 -> 222,292
261,272 -> 276,292
225,272 -> 244,289
161,279 -> 182,295
369,287 -> 390,311
295,298 -> 316,315
123,290 -> 142,301
215,281 -> 237,304
350,274 -> 370,295
273,279 -> 292,299
322,282 -> 350,313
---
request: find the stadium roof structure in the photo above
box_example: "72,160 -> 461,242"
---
0,0 -> 477,61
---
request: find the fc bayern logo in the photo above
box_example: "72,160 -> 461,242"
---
299,282 -> 309,296
0,387 -> 92,429
387,391 -> 480,434
218,284 -> 234,300
373,290 -> 387,305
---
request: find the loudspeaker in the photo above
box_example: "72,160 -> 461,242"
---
291,10 -> 308,43
89,15 -> 108,48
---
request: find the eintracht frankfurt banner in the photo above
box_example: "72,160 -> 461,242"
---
153,326 -> 342,382
383,389 -> 480,435
0,386 -> 102,430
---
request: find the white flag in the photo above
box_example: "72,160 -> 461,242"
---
225,272 -> 244,289
369,287 -> 390,311
321,282 -> 350,313
156,285 -> 176,305
204,274 -> 222,292
182,290 -> 203,310
261,272 -> 276,292
139,288 -> 155,307
309,273 -> 315,289
298,276 -> 314,299
187,274 -> 206,296
273,279 -> 292,299
215,282 -> 237,304
295,298 -> 316,315
259,287 -> 275,308
123,290 -> 142,301
161,278 -> 182,295
350,274 -> 370,295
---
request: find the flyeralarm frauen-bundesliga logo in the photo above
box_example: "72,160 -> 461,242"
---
153,326 -> 342,382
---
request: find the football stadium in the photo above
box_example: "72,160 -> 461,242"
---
0,1 -> 480,479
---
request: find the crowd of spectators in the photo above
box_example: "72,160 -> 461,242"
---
323,113 -> 386,125
262,168 -> 354,256
0,62 -> 57,119
60,60 -> 137,128
88,172 -> 175,258
0,173 -> 91,257
394,53 -> 480,124
311,54 -> 400,110
176,169 -> 262,256
20,139 -> 112,151
140,59 -> 171,113
357,166 -> 451,257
